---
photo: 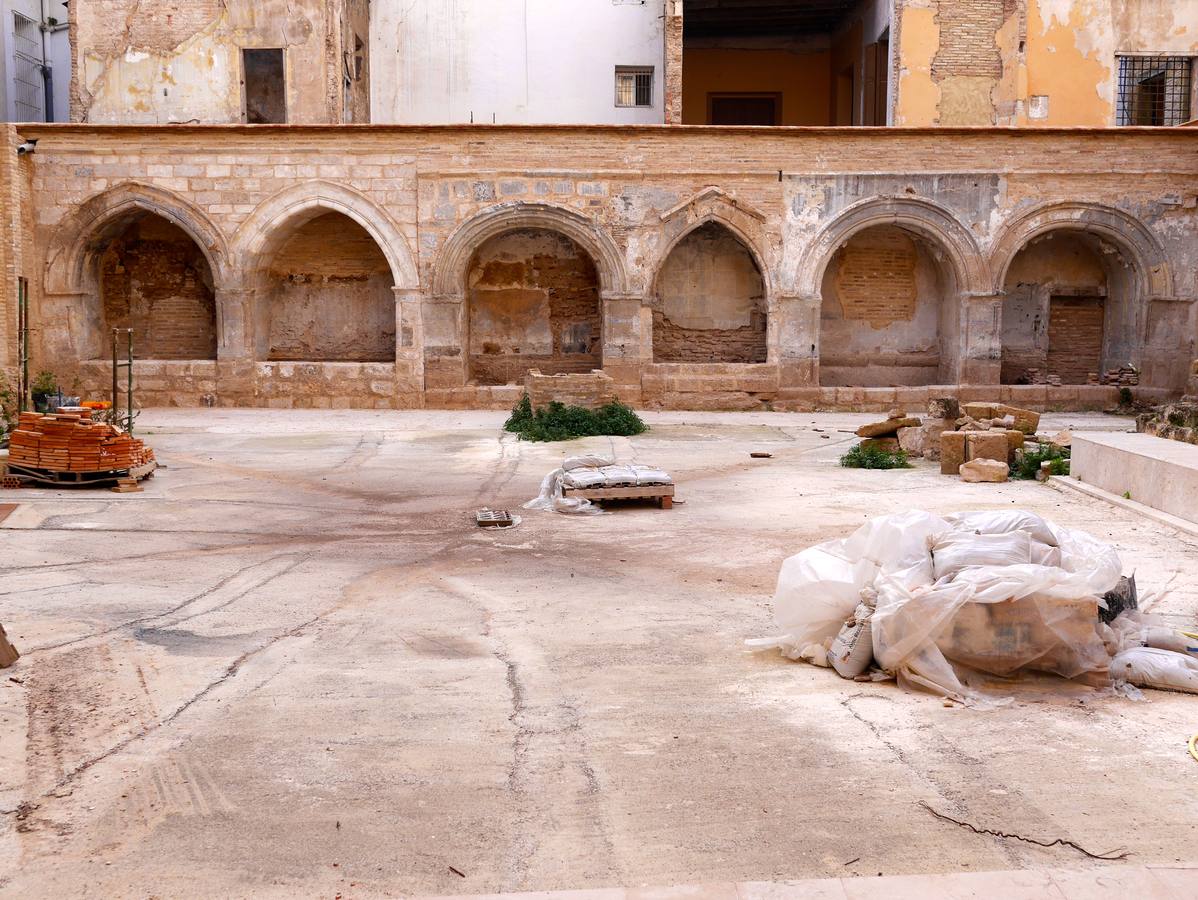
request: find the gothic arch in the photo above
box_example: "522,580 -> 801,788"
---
432,202 -> 629,298
652,188 -> 775,301
793,196 -> 991,299
44,181 -> 231,295
989,201 -> 1172,298
234,180 -> 419,290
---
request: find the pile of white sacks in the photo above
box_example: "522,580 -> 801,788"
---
750,509 -> 1198,706
525,455 -> 672,514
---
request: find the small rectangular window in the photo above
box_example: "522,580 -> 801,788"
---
243,48 -> 286,124
615,66 -> 654,107
1117,55 -> 1193,125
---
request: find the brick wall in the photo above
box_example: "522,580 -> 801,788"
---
100,216 -> 217,360
930,0 -> 1005,81
1047,297 -> 1104,384
832,226 -> 918,327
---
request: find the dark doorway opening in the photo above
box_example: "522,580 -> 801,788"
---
243,49 -> 286,124
708,92 -> 781,125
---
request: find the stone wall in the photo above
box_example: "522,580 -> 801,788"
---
7,123 -> 1198,411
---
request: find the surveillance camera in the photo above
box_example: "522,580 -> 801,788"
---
16,140 -> 37,155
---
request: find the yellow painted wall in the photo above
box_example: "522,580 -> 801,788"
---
681,48 -> 833,125
894,6 -> 940,126
1024,0 -> 1198,127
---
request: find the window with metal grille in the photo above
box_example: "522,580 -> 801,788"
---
615,66 -> 653,107
12,12 -> 45,122
1117,55 -> 1194,126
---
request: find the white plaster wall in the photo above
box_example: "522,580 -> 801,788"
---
1,0 -> 69,121
371,0 -> 665,124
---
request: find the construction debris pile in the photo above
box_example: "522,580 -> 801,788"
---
7,411 -> 155,473
1095,364 -> 1141,387
1137,398 -> 1198,446
853,399 -> 1061,483
750,510 -> 1198,706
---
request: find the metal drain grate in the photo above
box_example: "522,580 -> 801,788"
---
475,509 -> 514,527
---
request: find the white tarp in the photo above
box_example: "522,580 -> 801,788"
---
750,510 -> 1127,705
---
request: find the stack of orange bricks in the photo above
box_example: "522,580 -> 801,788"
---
8,411 -> 155,473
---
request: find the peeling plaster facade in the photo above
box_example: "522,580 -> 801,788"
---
2,123 -> 1195,413
895,0 -> 1198,126
69,0 -> 371,124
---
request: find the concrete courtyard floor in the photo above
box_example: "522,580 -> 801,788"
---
1,408 -> 1196,897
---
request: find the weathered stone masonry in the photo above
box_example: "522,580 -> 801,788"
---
3,123 -> 1197,411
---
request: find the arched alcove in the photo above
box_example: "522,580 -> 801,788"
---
466,228 -> 602,385
652,221 -> 767,363
819,223 -> 960,386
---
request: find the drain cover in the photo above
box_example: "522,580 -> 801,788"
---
476,509 -> 514,527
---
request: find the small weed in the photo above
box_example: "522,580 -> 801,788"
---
839,443 -> 912,470
504,393 -> 647,442
1123,490 -> 1132,500
1118,387 -> 1134,407
1011,443 -> 1070,480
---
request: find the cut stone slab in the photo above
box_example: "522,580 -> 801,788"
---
967,431 -> 1010,463
960,458 -> 1010,483
998,404 -> 1041,434
897,426 -> 927,457
1050,429 -> 1073,448
1005,429 -> 1026,454
856,416 -> 921,438
940,431 -> 966,475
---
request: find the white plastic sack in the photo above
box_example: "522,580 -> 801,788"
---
752,509 -> 1124,705
1111,647 -> 1198,694
931,531 -> 1031,580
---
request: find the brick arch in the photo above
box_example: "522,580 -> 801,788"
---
989,202 -> 1172,298
234,180 -> 418,290
432,202 -> 629,298
44,181 -> 232,295
793,196 -> 991,299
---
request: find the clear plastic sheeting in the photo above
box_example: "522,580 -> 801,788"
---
524,455 -> 613,514
751,510 -> 1126,705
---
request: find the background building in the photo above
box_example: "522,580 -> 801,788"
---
0,0 -> 69,122
68,0 -> 370,125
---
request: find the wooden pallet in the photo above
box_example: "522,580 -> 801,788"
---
563,484 -> 675,509
5,459 -> 157,488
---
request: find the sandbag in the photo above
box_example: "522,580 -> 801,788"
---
1111,647 -> 1198,695
828,600 -> 875,678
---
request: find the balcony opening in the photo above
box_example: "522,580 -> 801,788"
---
682,0 -> 891,126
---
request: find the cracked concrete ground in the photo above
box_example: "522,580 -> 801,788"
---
1,408 -> 1196,897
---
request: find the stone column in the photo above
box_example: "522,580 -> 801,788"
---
601,293 -> 648,402
421,294 -> 468,392
773,294 -> 820,388
393,287 -> 425,403
960,292 -> 1004,386
663,0 -> 684,125
214,288 -> 257,405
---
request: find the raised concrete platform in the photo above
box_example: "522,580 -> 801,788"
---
1071,432 -> 1198,525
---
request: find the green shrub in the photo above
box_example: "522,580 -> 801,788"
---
1011,443 -> 1070,480
504,393 -> 648,442
1118,387 -> 1133,407
839,443 -> 912,470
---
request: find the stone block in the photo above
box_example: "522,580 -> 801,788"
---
927,397 -> 960,420
960,459 -> 1010,483
962,402 -> 999,420
860,437 -> 900,453
967,431 -> 1010,463
996,404 -> 1040,434
1005,429 -> 1025,457
896,427 -> 926,456
940,431 -> 966,475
